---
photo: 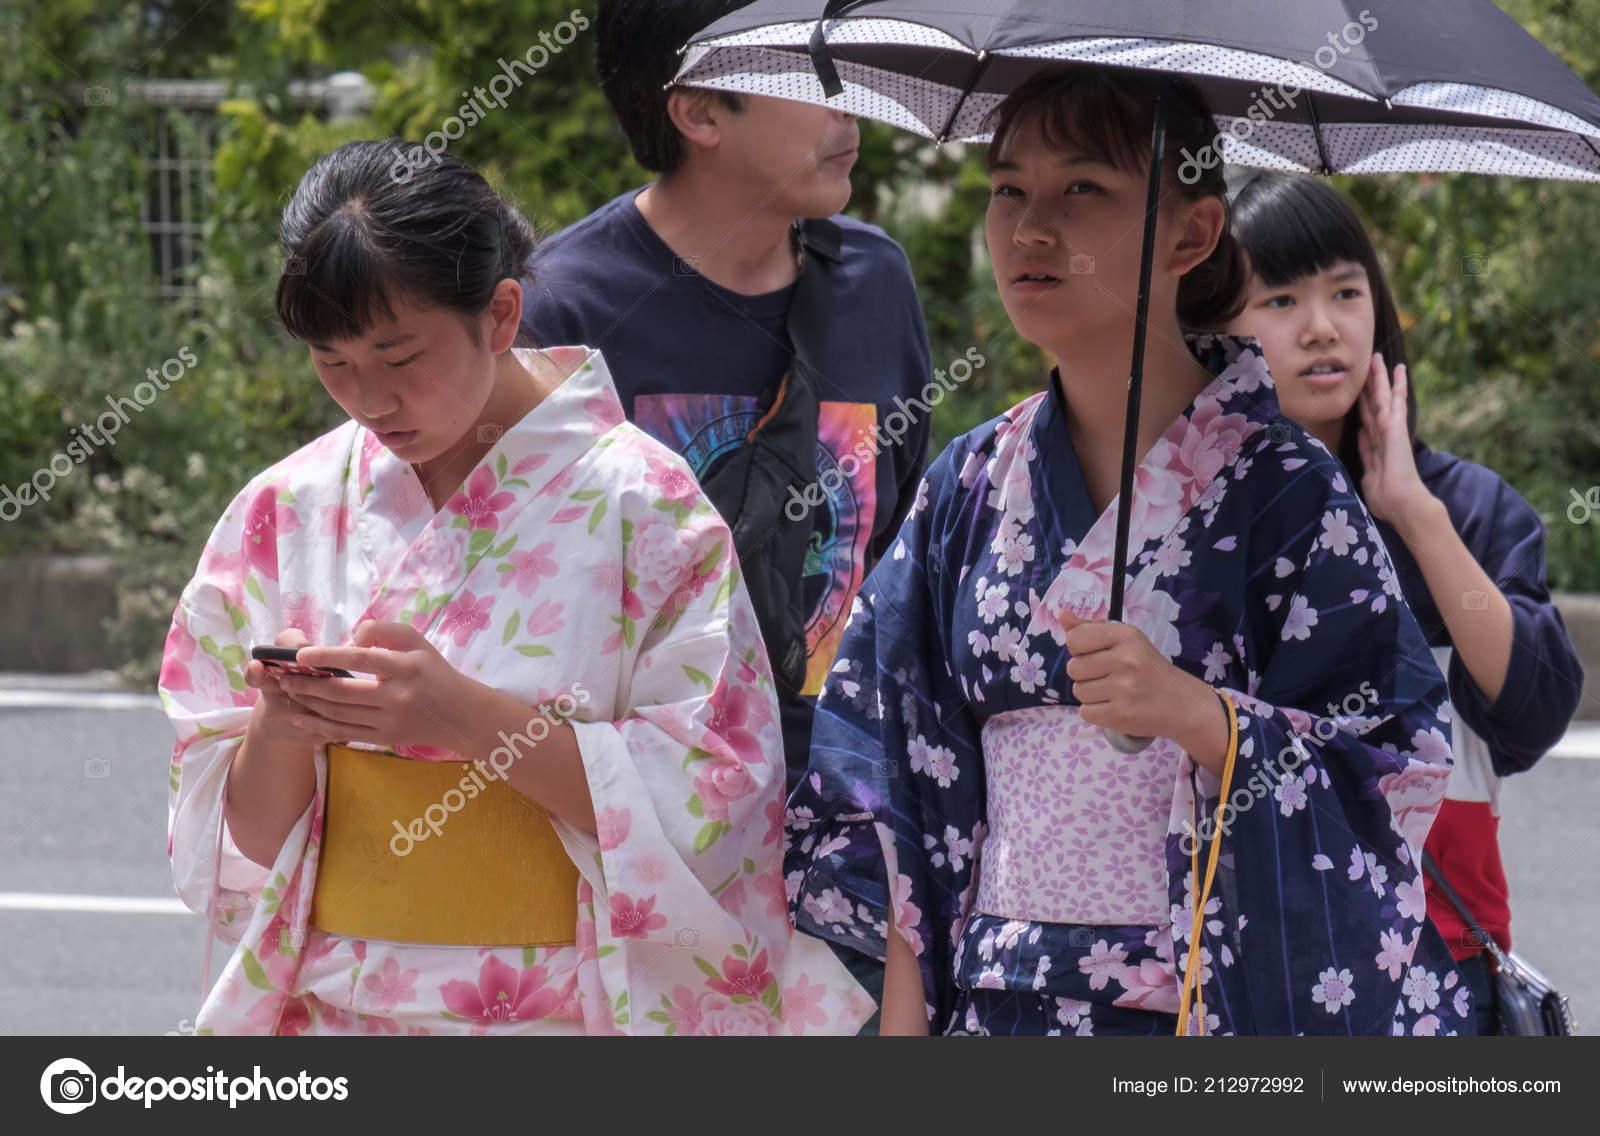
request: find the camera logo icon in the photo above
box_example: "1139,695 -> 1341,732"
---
1462,590 -> 1489,612
1461,254 -> 1489,277
83,758 -> 111,780
1068,254 -> 1095,275
476,424 -> 505,443
40,1057 -> 97,1114
673,255 -> 701,276
673,926 -> 701,948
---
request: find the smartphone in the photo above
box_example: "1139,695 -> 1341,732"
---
250,646 -> 352,679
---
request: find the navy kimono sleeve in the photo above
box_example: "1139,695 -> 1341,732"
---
1193,461 -> 1467,1035
785,449 -> 982,1030
1446,478 -> 1583,774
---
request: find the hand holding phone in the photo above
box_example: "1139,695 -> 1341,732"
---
250,645 -> 353,679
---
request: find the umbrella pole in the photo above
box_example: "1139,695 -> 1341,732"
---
1102,74 -> 1172,756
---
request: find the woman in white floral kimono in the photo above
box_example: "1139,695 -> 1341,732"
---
161,141 -> 870,1035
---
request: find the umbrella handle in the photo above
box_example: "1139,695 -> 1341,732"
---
1101,728 -> 1155,754
1099,79 -> 1170,766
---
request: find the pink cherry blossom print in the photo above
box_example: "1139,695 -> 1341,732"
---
506,542 -> 560,597
439,956 -> 563,1023
608,892 -> 668,939
446,467 -> 516,532
436,590 -> 494,647
706,682 -> 771,768
159,622 -> 198,694
242,487 -> 299,582
782,975 -> 831,1035
317,502 -> 356,555
584,389 -> 626,431
1228,346 -> 1273,393
664,986 -> 705,1035
762,798 -> 784,847
706,948 -> 774,1000
1313,966 -> 1356,1013
891,874 -> 924,955
1078,939 -> 1130,991
644,459 -> 700,508
595,806 -> 632,852
361,956 -> 420,1015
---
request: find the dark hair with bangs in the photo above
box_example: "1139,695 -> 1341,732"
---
985,64 -> 1250,329
1230,170 -> 1420,486
275,140 -> 537,346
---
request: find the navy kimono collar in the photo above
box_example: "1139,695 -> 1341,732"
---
1039,333 -> 1282,463
1026,334 -> 1284,643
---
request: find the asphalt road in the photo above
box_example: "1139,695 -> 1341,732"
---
2,679 -> 1596,1036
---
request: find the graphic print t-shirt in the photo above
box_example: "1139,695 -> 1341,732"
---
519,188 -> 931,784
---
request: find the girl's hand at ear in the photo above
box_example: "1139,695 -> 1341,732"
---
1357,353 -> 1434,533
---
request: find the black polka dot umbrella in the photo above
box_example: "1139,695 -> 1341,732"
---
675,0 -> 1600,751
677,0 -> 1600,177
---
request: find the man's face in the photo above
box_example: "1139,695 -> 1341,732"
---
709,94 -> 859,218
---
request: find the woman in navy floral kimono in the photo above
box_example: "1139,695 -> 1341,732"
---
785,65 -> 1471,1036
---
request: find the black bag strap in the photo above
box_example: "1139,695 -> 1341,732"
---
1420,850 -> 1504,962
784,216 -> 843,399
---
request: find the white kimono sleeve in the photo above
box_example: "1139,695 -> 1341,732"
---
551,498 -> 870,1035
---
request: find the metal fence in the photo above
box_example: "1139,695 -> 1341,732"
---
88,75 -> 374,300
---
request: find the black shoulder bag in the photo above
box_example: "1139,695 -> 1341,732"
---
698,218 -> 841,700
1422,850 -> 1577,1035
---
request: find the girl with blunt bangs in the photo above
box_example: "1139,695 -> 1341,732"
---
161,140 -> 871,1035
1228,171 -> 1582,1035
786,66 -> 1468,1036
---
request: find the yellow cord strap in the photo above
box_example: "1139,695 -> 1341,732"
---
1176,689 -> 1238,1037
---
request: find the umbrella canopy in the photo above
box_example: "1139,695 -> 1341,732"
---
677,0 -> 1600,180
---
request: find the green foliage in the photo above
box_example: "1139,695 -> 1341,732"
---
2,0 -> 1600,686
223,0 -> 642,231
1339,0 -> 1600,589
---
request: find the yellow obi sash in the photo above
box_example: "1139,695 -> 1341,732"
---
310,744 -> 579,947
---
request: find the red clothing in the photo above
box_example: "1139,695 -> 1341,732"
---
1423,798 -> 1511,960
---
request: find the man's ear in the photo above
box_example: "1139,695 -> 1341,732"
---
1166,194 -> 1225,277
664,87 -> 724,153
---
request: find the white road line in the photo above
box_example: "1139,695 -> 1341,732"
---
0,893 -> 193,915
1550,725 -> 1600,760
0,690 -> 161,711
3,687 -> 1600,755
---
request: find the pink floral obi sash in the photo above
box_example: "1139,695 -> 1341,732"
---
974,706 -> 1182,926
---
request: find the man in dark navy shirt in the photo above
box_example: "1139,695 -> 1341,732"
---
520,0 -> 933,792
